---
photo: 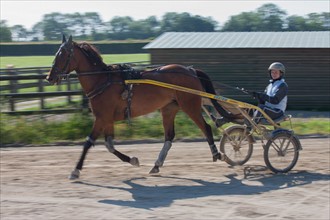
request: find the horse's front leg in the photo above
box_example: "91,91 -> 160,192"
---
69,135 -> 95,180
105,136 -> 140,167
68,118 -> 103,180
104,123 -> 139,167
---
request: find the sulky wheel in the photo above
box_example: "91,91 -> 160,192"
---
263,130 -> 301,173
220,125 -> 254,166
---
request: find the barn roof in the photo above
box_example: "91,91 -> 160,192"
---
143,31 -> 330,49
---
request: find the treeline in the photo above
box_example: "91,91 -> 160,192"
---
1,3 -> 329,42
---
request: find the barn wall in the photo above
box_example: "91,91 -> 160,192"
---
148,48 -> 330,110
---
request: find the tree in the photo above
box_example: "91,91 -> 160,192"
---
286,15 -> 308,31
160,12 -> 217,32
222,3 -> 286,31
109,16 -> 133,33
30,22 -> 44,41
66,12 -> 84,37
81,12 -> 104,40
306,12 -> 330,31
107,16 -> 134,39
0,20 -> 12,42
256,3 -> 287,31
2,6 -> 329,42
42,13 -> 69,41
128,20 -> 155,39
160,12 -> 180,32
143,16 -> 161,36
222,12 -> 261,31
177,15 -> 215,32
11,25 -> 28,41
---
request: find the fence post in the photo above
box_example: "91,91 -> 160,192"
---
38,69 -> 45,109
82,94 -> 89,112
67,77 -> 72,104
8,66 -> 17,112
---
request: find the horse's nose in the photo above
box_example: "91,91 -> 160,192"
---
46,74 -> 51,81
46,73 -> 55,84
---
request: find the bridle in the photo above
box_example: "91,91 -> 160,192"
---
51,43 -> 75,80
51,41 -> 127,100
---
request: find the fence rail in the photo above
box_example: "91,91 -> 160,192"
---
0,67 -> 87,115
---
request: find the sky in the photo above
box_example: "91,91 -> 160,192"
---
1,0 -> 329,29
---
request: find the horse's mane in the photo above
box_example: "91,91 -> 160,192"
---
75,42 -> 108,70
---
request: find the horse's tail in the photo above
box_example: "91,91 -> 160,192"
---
195,69 -> 233,119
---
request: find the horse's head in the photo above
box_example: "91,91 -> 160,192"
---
46,35 -> 76,85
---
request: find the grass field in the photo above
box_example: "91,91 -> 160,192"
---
0,112 -> 329,145
0,54 -> 150,68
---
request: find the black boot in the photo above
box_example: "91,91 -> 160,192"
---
215,117 -> 230,127
213,152 -> 222,161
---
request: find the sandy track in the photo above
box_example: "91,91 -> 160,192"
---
1,138 -> 329,220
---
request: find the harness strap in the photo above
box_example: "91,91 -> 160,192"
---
124,84 -> 134,125
86,81 -> 112,99
86,81 -> 123,99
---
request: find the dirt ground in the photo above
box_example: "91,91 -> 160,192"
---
1,138 -> 329,220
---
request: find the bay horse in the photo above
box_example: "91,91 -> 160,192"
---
46,35 -> 234,180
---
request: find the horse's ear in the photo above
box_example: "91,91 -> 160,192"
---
62,34 -> 66,43
68,35 -> 73,44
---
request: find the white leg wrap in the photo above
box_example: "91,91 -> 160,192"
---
105,136 -> 115,153
209,144 -> 219,156
68,169 -> 80,180
86,136 -> 95,145
155,141 -> 172,167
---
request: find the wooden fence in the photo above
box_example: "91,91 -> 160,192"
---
0,67 -> 88,115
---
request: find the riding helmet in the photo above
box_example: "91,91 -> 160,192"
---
268,62 -> 285,77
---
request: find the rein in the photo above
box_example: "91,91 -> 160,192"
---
59,67 -> 250,98
58,63 -> 163,78
213,81 -> 250,94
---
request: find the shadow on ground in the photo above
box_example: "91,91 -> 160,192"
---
73,170 -> 329,210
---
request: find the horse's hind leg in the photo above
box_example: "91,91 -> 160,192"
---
150,102 -> 179,174
180,98 -> 222,162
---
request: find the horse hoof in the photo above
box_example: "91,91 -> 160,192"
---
213,153 -> 221,162
130,157 -> 140,167
149,166 -> 159,174
68,169 -> 80,180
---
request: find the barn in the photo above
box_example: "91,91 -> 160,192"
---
143,32 -> 330,110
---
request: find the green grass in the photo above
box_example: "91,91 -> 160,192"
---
0,112 -> 329,145
0,54 -> 150,68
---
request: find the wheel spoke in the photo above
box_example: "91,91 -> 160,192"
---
270,139 -> 282,152
227,134 -> 239,146
282,138 -> 292,152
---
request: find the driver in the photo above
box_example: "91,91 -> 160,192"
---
215,62 -> 288,127
251,62 -> 288,123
